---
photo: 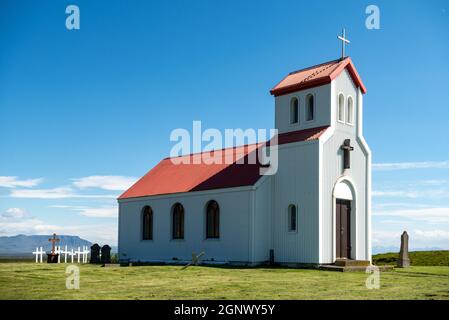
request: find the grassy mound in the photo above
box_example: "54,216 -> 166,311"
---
373,250 -> 449,266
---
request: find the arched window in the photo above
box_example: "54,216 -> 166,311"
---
142,206 -> 153,240
288,204 -> 297,232
338,93 -> 345,122
172,203 -> 184,239
347,96 -> 354,124
206,200 -> 220,239
306,94 -> 314,121
290,97 -> 299,124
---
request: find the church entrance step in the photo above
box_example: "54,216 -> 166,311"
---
334,259 -> 370,267
319,264 -> 394,272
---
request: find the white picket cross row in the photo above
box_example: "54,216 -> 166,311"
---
31,245 -> 92,264
32,247 -> 44,263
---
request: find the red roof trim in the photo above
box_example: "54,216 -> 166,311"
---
270,77 -> 332,97
328,57 -> 367,94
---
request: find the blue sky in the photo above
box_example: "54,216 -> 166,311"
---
0,0 -> 448,251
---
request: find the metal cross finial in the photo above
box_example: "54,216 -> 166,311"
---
337,28 -> 350,59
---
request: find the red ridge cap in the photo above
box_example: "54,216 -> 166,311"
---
270,57 -> 366,96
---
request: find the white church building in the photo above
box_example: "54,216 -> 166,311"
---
118,56 -> 371,266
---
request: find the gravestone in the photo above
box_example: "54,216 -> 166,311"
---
101,245 -> 111,264
397,231 -> 410,268
90,244 -> 101,264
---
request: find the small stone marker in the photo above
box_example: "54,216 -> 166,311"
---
101,245 -> 111,264
397,231 -> 410,268
90,243 -> 101,264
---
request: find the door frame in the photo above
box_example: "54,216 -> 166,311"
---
336,199 -> 351,259
332,177 -> 357,262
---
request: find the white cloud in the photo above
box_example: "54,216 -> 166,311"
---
373,161 -> 449,171
0,176 -> 43,188
372,228 -> 449,249
9,187 -> 116,199
372,189 -> 449,199
373,202 -> 432,209
71,175 -> 138,191
49,205 -> 117,218
414,229 -> 449,240
372,230 -> 402,246
374,207 -> 449,223
1,208 -> 27,219
76,207 -> 117,218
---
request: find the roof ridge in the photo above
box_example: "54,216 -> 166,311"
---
300,62 -> 337,84
165,126 -> 330,160
288,57 -> 346,76
164,142 -> 263,160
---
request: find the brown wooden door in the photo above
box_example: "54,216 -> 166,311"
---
336,199 -> 351,259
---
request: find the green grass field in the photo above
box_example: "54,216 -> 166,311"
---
0,262 -> 448,300
373,250 -> 449,266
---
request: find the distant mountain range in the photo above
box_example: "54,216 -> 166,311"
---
0,234 -> 92,256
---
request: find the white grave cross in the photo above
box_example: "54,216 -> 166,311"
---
32,247 -> 44,263
60,245 -> 69,263
69,248 -> 75,263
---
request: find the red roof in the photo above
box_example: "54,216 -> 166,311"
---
118,126 -> 329,199
270,57 -> 366,97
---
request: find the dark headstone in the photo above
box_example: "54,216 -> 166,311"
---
101,245 -> 111,264
90,243 -> 101,264
397,231 -> 410,268
47,253 -> 59,263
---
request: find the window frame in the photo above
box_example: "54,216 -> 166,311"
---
290,97 -> 299,125
337,93 -> 345,124
205,200 -> 220,239
305,94 -> 315,122
346,95 -> 354,125
141,206 -> 153,241
287,204 -> 298,233
171,203 -> 185,240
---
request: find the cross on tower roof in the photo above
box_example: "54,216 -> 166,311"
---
337,28 -> 350,60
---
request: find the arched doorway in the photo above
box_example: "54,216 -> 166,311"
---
333,179 -> 355,260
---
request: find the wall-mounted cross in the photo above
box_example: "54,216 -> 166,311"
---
337,28 -> 350,60
48,233 -> 60,254
341,139 -> 354,170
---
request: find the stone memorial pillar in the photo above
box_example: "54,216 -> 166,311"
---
397,231 -> 410,268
